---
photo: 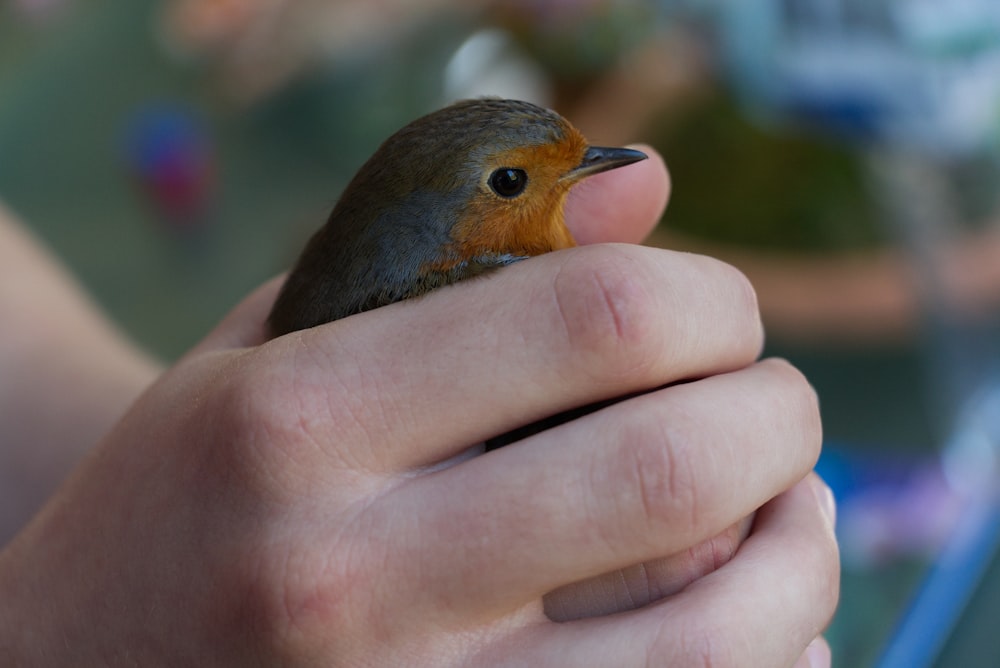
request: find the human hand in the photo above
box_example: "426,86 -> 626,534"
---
0,150 -> 838,666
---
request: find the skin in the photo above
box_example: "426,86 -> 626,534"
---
0,149 -> 838,666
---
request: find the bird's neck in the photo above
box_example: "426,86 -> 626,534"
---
454,193 -> 577,260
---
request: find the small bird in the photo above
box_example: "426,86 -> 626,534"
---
267,98 -> 646,336
268,99 -> 647,449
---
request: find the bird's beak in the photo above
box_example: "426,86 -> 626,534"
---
562,146 -> 648,182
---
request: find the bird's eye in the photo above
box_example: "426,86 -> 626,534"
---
489,168 -> 528,198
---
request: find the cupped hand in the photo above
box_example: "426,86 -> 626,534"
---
0,147 -> 838,666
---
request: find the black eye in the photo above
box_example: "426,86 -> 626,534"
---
489,168 -> 528,198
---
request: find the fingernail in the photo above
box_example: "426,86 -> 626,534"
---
807,637 -> 831,668
811,475 -> 837,528
794,638 -> 831,668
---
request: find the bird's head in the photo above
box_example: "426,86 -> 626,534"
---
268,98 -> 646,335
362,98 -> 647,269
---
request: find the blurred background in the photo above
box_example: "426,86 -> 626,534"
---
3,0 -> 1000,664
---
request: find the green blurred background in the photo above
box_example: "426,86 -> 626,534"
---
4,1 -> 1000,665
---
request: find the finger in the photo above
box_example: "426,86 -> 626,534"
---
564,143 -> 669,245
262,244 -> 763,471
191,275 -> 285,354
794,637 -> 833,668
543,516 -> 754,622
381,359 -> 821,619
495,474 -> 840,668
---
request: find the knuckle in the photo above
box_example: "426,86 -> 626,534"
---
199,350 -> 325,502
219,356 -> 294,441
192,358 -> 389,659
551,246 -> 660,382
231,536 -> 375,662
611,414 -> 701,542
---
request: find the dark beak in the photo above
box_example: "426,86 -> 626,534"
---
562,146 -> 647,182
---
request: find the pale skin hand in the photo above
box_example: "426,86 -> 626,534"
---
0,149 -> 838,666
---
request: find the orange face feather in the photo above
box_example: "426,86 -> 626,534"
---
450,134 -> 588,263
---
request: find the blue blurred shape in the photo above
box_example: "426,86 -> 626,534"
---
123,103 -> 215,229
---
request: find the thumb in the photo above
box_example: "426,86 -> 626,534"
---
565,143 -> 669,245
190,275 -> 286,355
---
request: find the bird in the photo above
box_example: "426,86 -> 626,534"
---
267,99 -> 647,449
267,97 -> 647,337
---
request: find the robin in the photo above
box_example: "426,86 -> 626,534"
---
267,98 -> 647,336
268,99 -> 647,449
